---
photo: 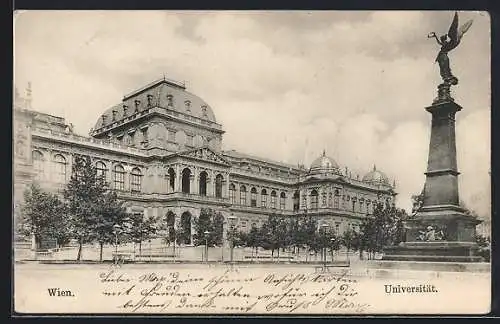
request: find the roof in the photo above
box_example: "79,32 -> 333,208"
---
362,164 -> 390,185
93,78 -> 217,130
306,150 -> 342,177
222,149 -> 301,171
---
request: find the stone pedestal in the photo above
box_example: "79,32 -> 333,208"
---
383,100 -> 482,262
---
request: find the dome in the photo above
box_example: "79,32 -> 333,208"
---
309,150 -> 340,174
93,78 -> 217,131
362,165 -> 390,185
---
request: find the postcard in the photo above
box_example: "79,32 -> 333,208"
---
13,10 -> 491,315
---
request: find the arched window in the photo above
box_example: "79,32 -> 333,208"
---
322,192 -> 327,207
168,168 -> 175,193
181,168 -> 191,193
261,189 -> 267,208
229,183 -> 236,204
280,192 -> 286,210
310,190 -> 319,209
96,161 -> 107,181
53,154 -> 66,184
270,190 -> 277,209
130,167 -> 143,192
293,191 -> 300,212
250,187 -> 257,207
334,190 -> 340,209
199,171 -> 208,196
215,174 -> 223,198
32,150 -> 44,180
113,165 -> 125,190
240,185 -> 247,205
328,192 -> 333,207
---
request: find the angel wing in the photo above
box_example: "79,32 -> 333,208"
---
447,12 -> 473,47
458,19 -> 473,40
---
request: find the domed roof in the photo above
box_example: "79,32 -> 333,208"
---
93,78 -> 217,131
309,150 -> 340,174
362,165 -> 390,185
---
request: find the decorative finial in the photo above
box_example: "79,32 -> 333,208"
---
393,179 -> 396,188
322,149 -> 326,156
373,164 -> 377,171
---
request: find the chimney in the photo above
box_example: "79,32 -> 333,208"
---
123,104 -> 128,116
134,99 -> 140,112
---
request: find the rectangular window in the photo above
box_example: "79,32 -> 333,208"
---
186,134 -> 194,147
229,189 -> 236,204
280,197 -> 286,210
240,191 -> 247,205
261,195 -> 267,208
114,171 -> 125,190
311,196 -> 318,209
131,174 -> 142,192
251,192 -> 257,207
168,130 -> 176,142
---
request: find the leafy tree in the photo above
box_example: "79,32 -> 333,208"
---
475,234 -> 490,262
18,183 -> 70,251
63,155 -> 129,261
123,212 -> 159,258
358,202 -> 408,259
192,208 -> 224,247
92,191 -> 132,261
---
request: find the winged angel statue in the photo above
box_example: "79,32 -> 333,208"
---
428,12 -> 473,87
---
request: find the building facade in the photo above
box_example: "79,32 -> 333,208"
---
13,78 -> 397,245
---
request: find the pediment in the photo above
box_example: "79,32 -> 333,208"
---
178,146 -> 231,166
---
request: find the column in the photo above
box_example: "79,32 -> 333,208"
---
175,164 -> 181,192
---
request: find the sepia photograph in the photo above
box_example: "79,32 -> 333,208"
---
12,10 -> 491,315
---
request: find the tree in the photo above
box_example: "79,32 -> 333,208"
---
18,183 -> 70,251
127,212 -> 159,257
63,155 -> 128,261
358,202 -> 408,260
341,229 -> 356,262
192,208 -> 224,247
475,234 -> 490,262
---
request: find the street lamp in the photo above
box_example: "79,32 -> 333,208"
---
113,224 -> 121,264
330,237 -> 336,264
228,216 -> 237,264
204,230 -> 210,262
320,224 -> 329,270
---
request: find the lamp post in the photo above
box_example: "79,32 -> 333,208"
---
330,237 -> 336,264
320,224 -> 329,270
228,216 -> 237,264
204,230 -> 210,263
113,224 -> 121,264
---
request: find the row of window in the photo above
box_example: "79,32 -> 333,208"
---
32,151 -> 144,191
95,162 -> 143,192
229,184 -> 287,209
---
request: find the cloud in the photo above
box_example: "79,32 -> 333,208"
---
14,11 -> 490,217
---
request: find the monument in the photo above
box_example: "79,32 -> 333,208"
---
384,12 -> 482,262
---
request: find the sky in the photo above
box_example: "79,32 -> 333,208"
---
13,11 -> 491,217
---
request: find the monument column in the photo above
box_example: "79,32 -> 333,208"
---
383,12 -> 481,262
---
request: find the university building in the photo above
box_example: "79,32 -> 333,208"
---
13,78 -> 397,245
